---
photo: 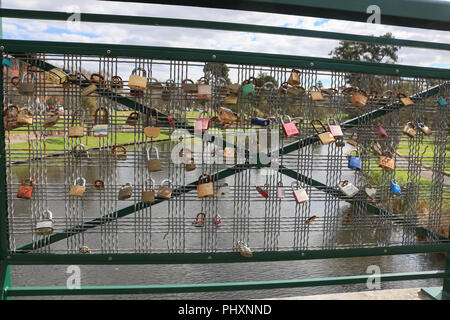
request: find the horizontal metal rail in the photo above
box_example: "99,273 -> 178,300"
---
3,270 -> 448,296
2,9 -> 450,51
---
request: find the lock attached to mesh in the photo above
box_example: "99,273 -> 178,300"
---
327,118 -> 343,138
93,107 -> 109,138
144,108 -> 160,138
338,180 -> 359,197
112,145 -> 127,161
157,179 -> 173,200
237,241 -> 253,258
72,143 -> 89,159
182,78 -> 198,93
147,146 -> 162,172
403,121 -> 417,138
280,115 -> 299,137
142,178 -> 156,204
417,122 -> 432,135
197,174 -> 214,198
437,97 -> 448,107
68,109 -> 85,138
118,183 -> 133,200
377,125 -> 388,139
311,119 -> 335,145
192,212 -> 207,228
397,92 -> 414,107
17,107 -> 33,126
256,183 -> 270,199
129,67 -> 148,92
291,181 -> 309,204
277,181 -> 285,199
197,77 -> 212,100
347,132 -> 358,147
241,77 -> 256,96
36,210 -> 54,236
287,69 -> 301,86
391,180 -> 402,196
17,178 -> 34,199
194,111 -> 210,133
19,72 -> 36,96
216,183 -> 230,197
69,177 -> 87,197
379,151 -> 395,172
348,150 -> 361,171
344,87 -> 368,107
310,85 -> 324,101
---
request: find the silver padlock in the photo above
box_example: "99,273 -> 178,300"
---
216,182 -> 230,197
73,143 -> 89,159
237,241 -> 253,258
338,180 -> 359,197
365,184 -> 377,200
19,71 -> 36,96
36,210 -> 54,235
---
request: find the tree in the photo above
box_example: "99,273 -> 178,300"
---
203,62 -> 231,84
255,72 -> 278,88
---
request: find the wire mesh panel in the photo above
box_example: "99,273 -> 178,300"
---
2,45 -> 449,256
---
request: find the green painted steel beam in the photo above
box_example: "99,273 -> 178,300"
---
102,0 -> 450,32
0,53 -> 8,259
2,9 -> 450,51
7,244 -> 450,265
4,270 -> 448,297
2,40 -> 450,79
0,261 -> 11,300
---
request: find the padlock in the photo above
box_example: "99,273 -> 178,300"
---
215,77 -> 228,97
287,69 -> 301,86
277,182 -> 285,199
144,108 -> 160,138
223,147 -> 236,159
197,174 -> 214,198
351,89 -> 368,107
311,119 -> 335,145
192,213 -> 206,228
287,84 -> 306,96
16,108 -> 33,126
379,151 -> 395,172
79,246 -> 91,254
93,107 -> 109,137
72,143 -> 89,159
251,117 -> 270,126
147,146 -> 162,172
417,122 -> 432,135
157,179 -> 173,199
237,241 -> 253,258
161,80 -> 175,101
216,183 -> 230,197
118,183 -> 133,200
321,88 -> 338,96
11,76 -> 20,88
90,73 -> 104,85
18,72 -> 36,96
43,111 -> 60,128
213,214 -> 222,228
36,210 -> 54,236
377,125 -> 388,139
365,184 -> 377,200
241,77 -> 256,97
223,95 -> 238,105
371,141 -> 383,156
81,82 -> 98,96
112,145 -> 127,161
348,150 -> 361,171
327,118 -> 343,138
292,181 -> 309,204
182,78 -> 198,93
197,77 -> 212,100
391,180 -> 402,196
281,115 -> 299,137
335,137 -> 345,147
45,67 -> 68,85
437,97 -> 448,107
167,114 -> 175,127
256,183 -> 270,199
347,132 -> 358,147
310,86 -> 325,101
194,111 -> 210,133
110,75 -> 124,89
17,178 -> 34,199
397,93 -> 414,107
126,111 -> 140,126
3,105 -> 21,131
69,177 -> 87,197
68,109 -> 85,138
142,178 -> 156,204
180,148 -> 196,171
338,180 -> 359,197
128,67 -> 147,91
217,106 -> 238,126
402,121 -> 417,138
94,179 -> 105,190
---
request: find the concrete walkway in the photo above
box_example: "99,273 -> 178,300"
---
268,288 -> 432,300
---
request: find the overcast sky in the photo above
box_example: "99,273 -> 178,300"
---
2,0 -> 450,73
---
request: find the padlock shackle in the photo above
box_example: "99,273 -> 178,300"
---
279,115 -> 292,125
144,178 -> 156,191
147,146 -> 160,160
310,85 -> 321,92
341,87 -> 356,95
111,75 -> 123,84
41,209 -> 53,220
290,68 -> 301,75
327,118 -> 339,126
127,111 -> 140,120
406,121 -> 416,129
263,82 -> 275,91
321,88 -> 338,95
196,212 -> 206,221
197,110 -> 209,119
310,119 -> 327,134
73,177 -> 86,186
71,109 -> 85,126
94,107 -> 109,125
197,77 -> 209,85
94,179 -> 105,188
22,71 -> 36,83
198,174 -> 212,185
131,67 -> 147,77
349,149 -> 360,157
111,144 -> 127,155
382,150 -> 393,158
160,179 -> 173,188
21,178 -> 34,187
73,143 -> 87,152
146,108 -> 159,127
182,78 -> 194,84
290,181 -> 300,191
90,73 -> 105,83
396,92 -> 408,99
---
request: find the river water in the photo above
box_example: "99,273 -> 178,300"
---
8,141 -> 446,299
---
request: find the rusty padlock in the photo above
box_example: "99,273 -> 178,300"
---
147,146 -> 162,172
402,121 -> 417,138
379,151 -> 395,172
110,75 -> 124,89
142,178 -> 156,204
126,111 -> 140,126
192,212 -> 207,228
347,132 -> 358,147
3,105 -> 21,131
69,177 -> 87,197
182,78 -> 198,93
197,174 -> 214,198
292,181 -> 309,204
17,178 -> 34,199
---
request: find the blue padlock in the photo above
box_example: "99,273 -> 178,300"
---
2,58 -> 11,68
438,98 -> 448,107
390,180 -> 402,196
251,117 -> 270,126
348,150 -> 361,171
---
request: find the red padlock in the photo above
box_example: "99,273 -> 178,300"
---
280,115 -> 299,137
167,115 -> 175,127
256,184 -> 269,198
327,118 -> 343,138
194,111 -> 210,133
17,178 -> 34,199
377,125 -> 388,139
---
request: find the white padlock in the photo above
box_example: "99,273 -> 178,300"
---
338,180 -> 359,197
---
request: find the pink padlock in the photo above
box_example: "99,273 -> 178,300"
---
194,111 -> 210,133
377,125 -> 388,139
327,118 -> 343,138
280,115 -> 299,137
277,182 -> 285,199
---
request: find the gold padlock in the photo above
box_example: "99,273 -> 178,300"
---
310,85 -> 325,101
157,179 -> 173,200
68,109 -> 85,138
287,69 -> 301,86
128,67 -> 147,91
45,68 -> 68,85
81,83 -> 98,96
182,78 -> 198,93
223,95 -> 238,105
118,183 -> 133,200
142,178 -> 156,204
69,177 -> 86,197
197,174 -> 214,198
403,121 -> 417,138
144,108 -> 161,138
43,111 -> 60,128
347,132 -> 358,147
16,107 -> 33,126
343,87 -> 368,107
147,146 -> 162,172
310,119 -> 335,145
397,93 -> 414,107
379,151 -> 395,172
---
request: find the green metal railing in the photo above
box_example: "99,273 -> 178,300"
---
1,2 -> 449,300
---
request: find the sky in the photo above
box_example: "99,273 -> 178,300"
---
2,0 -> 450,82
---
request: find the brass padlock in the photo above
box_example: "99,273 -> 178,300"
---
287,69 -> 301,86
93,107 -> 109,137
19,72 -> 36,96
36,210 -> 54,236
403,121 -> 417,138
128,67 -> 147,91
223,147 -> 236,159
182,78 -> 198,93
237,241 -> 253,258
397,93 -> 414,107
147,146 -> 162,172
142,178 -> 156,204
72,143 -> 89,159
418,122 -> 432,135
379,151 -> 395,172
16,107 -> 33,126
287,84 -> 306,97
310,119 -> 335,145
157,179 -> 173,200
197,174 -> 214,198
69,177 -> 87,197
3,105 -> 21,131
118,183 -> 133,200
126,111 -> 140,126
144,108 -> 161,138
343,87 -> 368,107
68,109 -> 85,138
180,148 -> 196,171
43,111 -> 60,128
310,85 -> 325,101
223,95 -> 238,105
45,68 -> 68,85
81,83 -> 98,96
112,145 -> 127,161
292,181 -> 309,204
347,132 -> 358,147
197,77 -> 212,100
